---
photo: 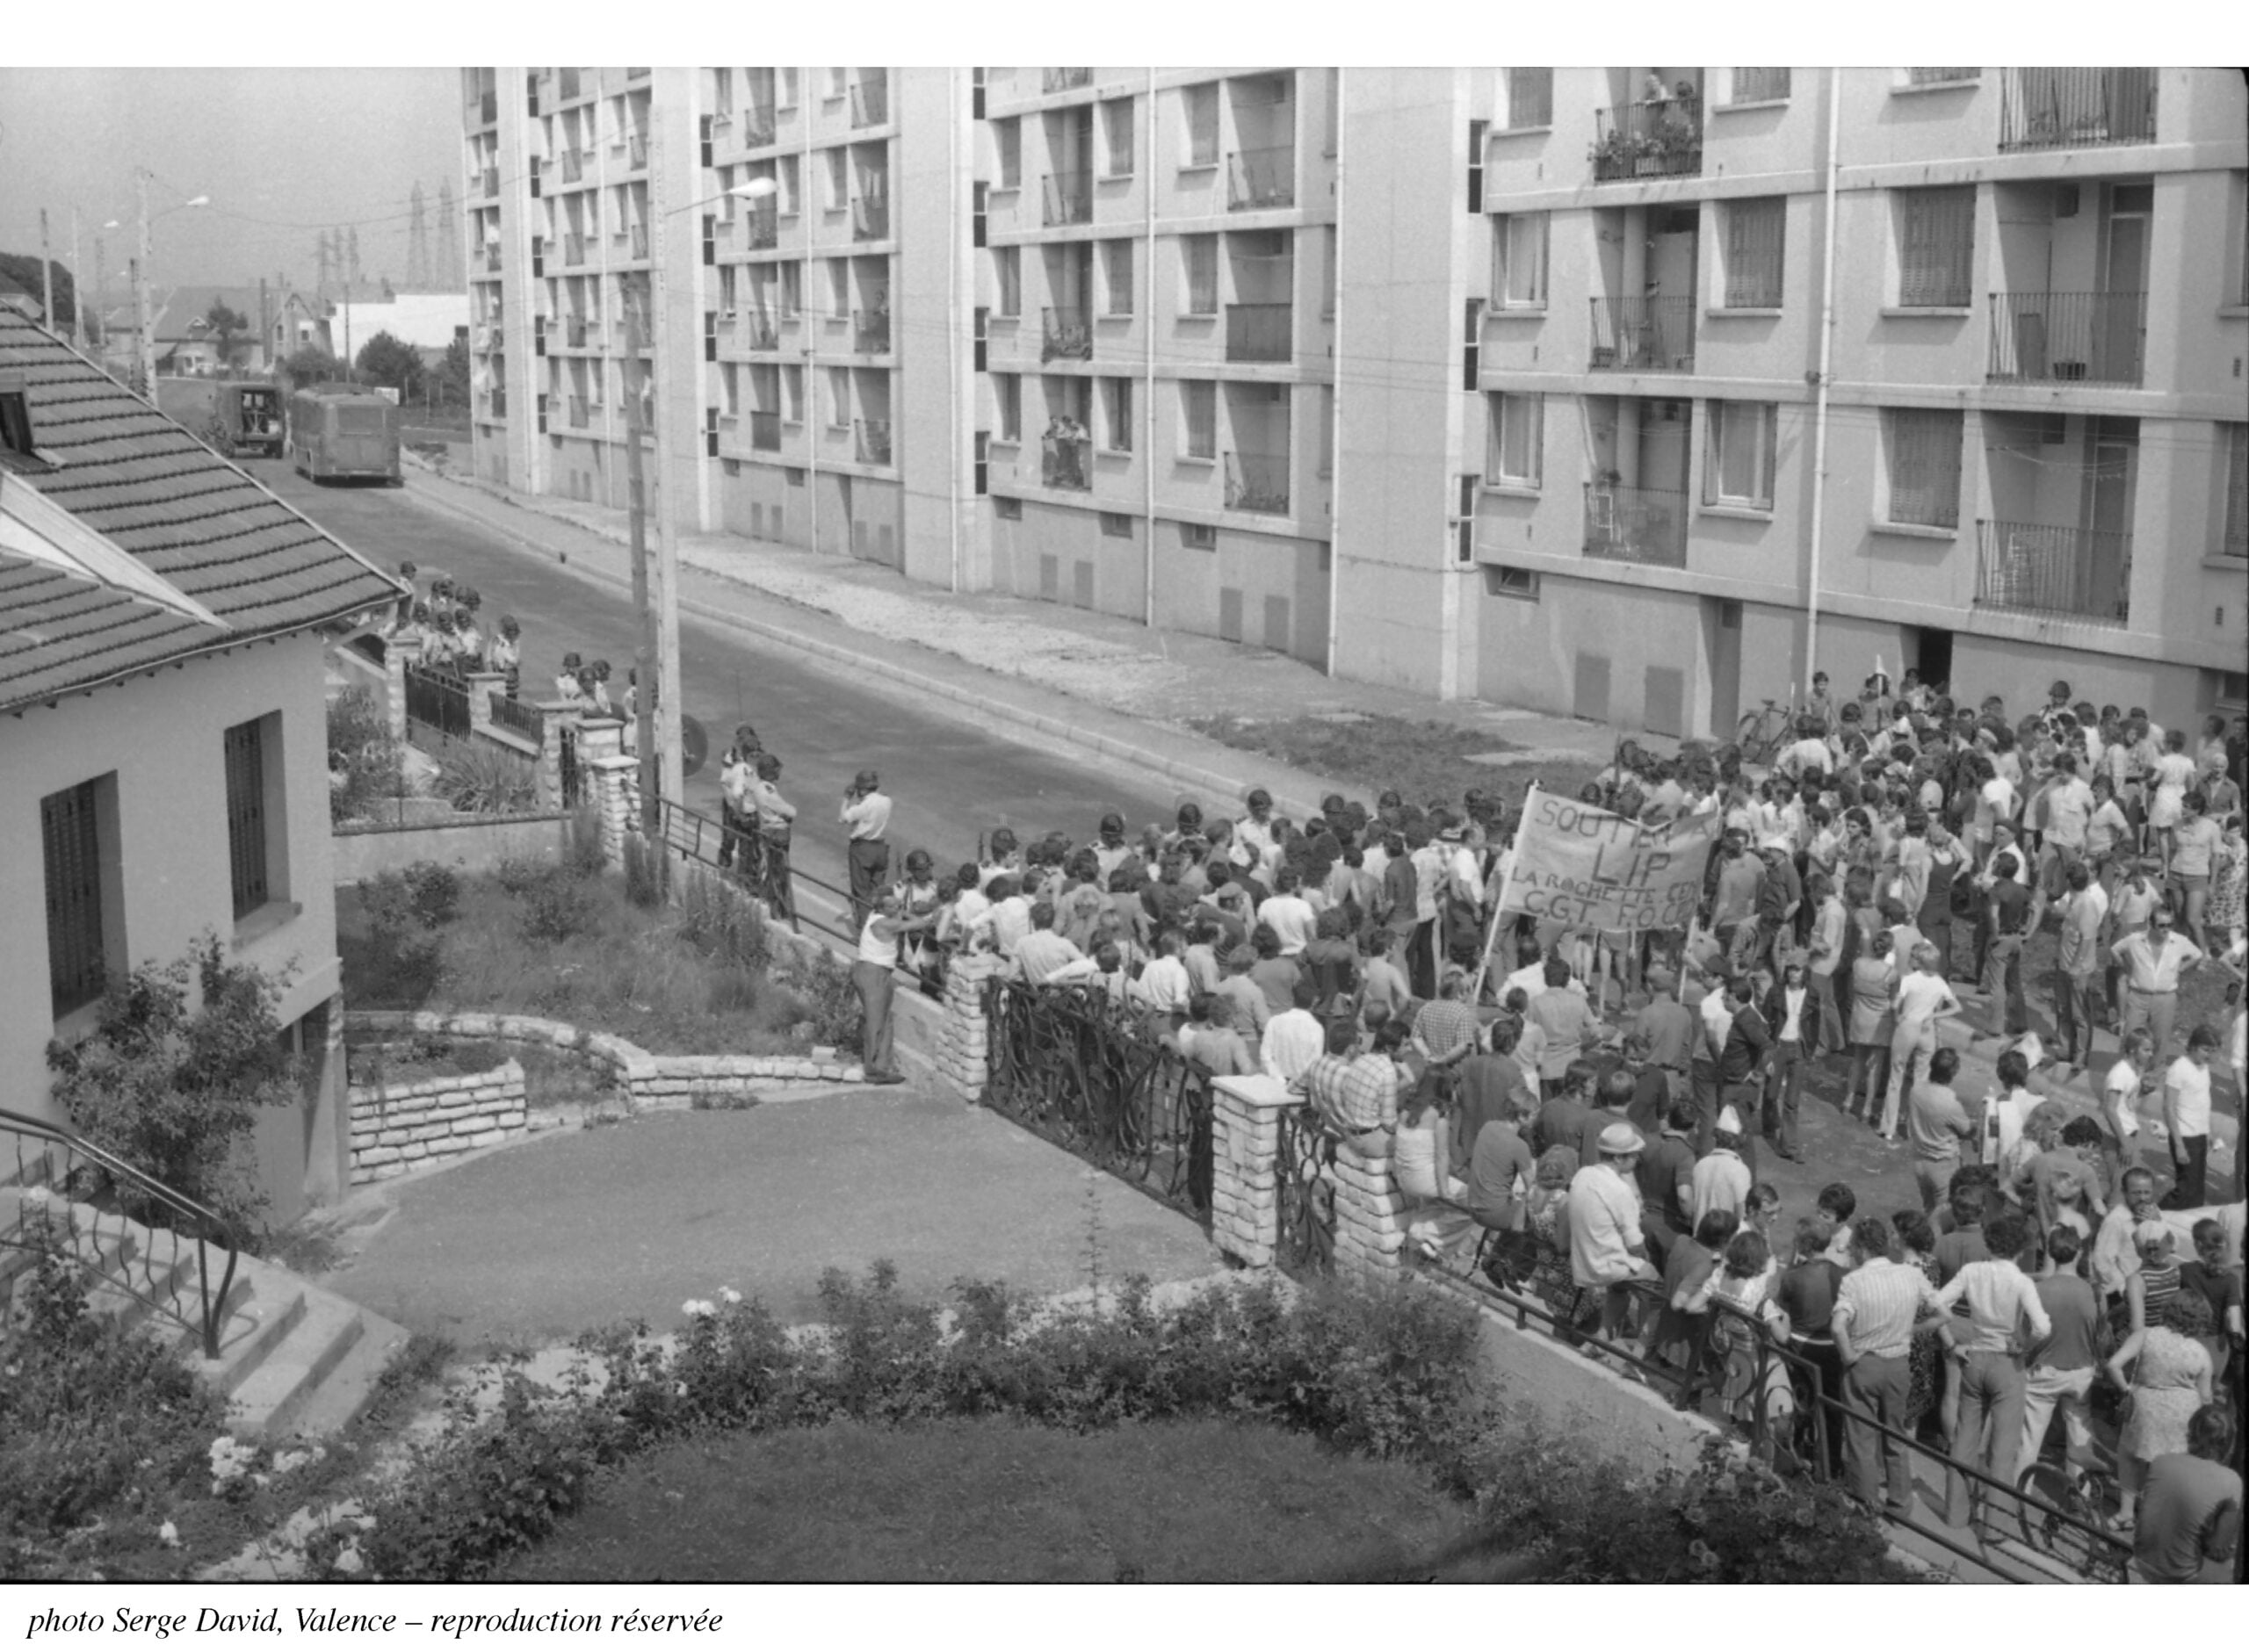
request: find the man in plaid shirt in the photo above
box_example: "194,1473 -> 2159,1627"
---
1297,1021 -> 1398,1146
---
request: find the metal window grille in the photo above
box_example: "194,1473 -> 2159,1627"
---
1186,85 -> 1219,167
223,720 -> 270,920
42,780 -> 105,1020
1724,198 -> 1786,307
1885,408 -> 1963,528
1182,381 -> 1217,458
1898,187 -> 1976,307
1506,69 -> 1553,129
1730,69 -> 1790,103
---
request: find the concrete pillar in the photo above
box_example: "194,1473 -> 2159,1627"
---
383,635 -> 423,743
533,703 -> 572,812
936,953 -> 1004,1098
464,670 -> 509,735
1210,1075 -> 1292,1268
585,754 -> 638,865
1331,1136 -> 1407,1279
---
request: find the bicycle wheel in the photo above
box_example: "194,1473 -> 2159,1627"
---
2015,1460 -> 2086,1554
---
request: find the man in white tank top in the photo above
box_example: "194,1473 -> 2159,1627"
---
855,892 -> 935,1085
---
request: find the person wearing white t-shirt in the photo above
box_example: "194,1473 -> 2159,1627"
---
2104,1032 -> 2154,1179
1255,866 -> 1319,957
2159,1028 -> 2218,1209
1883,942 -> 1962,1131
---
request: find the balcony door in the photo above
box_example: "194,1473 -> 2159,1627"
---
2085,422 -> 2137,622
2097,187 -> 2149,384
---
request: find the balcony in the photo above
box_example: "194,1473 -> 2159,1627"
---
856,420 -> 893,465
1042,170 -> 1092,227
2000,69 -> 2157,151
564,233 -> 587,267
568,396 -> 589,429
1225,451 -> 1290,516
1041,433 -> 1092,491
627,132 -> 647,170
1226,148 -> 1296,212
565,315 -> 590,348
851,197 -> 889,242
746,206 -> 779,250
1987,291 -> 2146,386
742,310 -> 778,350
748,410 -> 782,451
1042,307 -> 1093,362
853,308 -> 891,353
1588,296 -> 1696,372
1043,69 -> 1094,94
482,244 -> 503,274
742,106 -> 777,148
1584,482 -> 1689,567
850,78 -> 888,128
1976,519 -> 2132,625
481,167 -> 499,198
472,89 -> 496,126
1591,98 -> 1703,183
1225,303 -> 1291,363
561,148 -> 584,184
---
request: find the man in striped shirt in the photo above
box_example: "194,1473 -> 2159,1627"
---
1832,1217 -> 1943,1517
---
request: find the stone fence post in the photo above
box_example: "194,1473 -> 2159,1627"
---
935,953 -> 1005,1099
583,749 -> 637,865
534,703 -> 573,812
464,670 -> 509,737
1331,1136 -> 1407,1280
1210,1075 -> 1291,1268
383,635 -> 423,743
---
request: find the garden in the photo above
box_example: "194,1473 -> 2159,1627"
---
327,684 -> 541,828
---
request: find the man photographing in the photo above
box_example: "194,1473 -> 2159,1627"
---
841,768 -> 893,930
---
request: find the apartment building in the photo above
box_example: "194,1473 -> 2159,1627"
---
466,68 -> 2247,735
1341,66 -> 2248,733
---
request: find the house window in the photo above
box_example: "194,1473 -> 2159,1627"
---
1182,234 -> 1218,316
1883,408 -> 1963,528
1484,566 -> 1540,600
1894,186 -> 1976,308
1493,213 -> 1548,308
782,364 -> 805,421
826,366 -> 852,429
995,495 -> 1023,520
0,384 -> 36,457
994,118 -> 1022,190
1486,392 -> 1543,487
825,148 -> 850,212
1100,511 -> 1134,538
1704,400 -> 1778,509
778,261 -> 802,317
1180,521 -> 1217,550
41,776 -> 114,1021
1727,69 -> 1791,104
1101,377 -> 1132,452
1183,83 -> 1219,167
1181,380 -> 1217,458
223,716 -> 281,921
1103,239 -> 1134,316
994,247 -> 1022,316
1505,69 -> 1553,130
994,372 -> 1022,442
1103,97 -> 1135,179
2222,422 -> 2247,559
1721,198 -> 1786,309
826,257 -> 850,314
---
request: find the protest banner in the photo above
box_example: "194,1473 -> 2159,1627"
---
1495,784 -> 1720,934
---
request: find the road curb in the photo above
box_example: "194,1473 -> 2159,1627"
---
408,473 -> 1343,824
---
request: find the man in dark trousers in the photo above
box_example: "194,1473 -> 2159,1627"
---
841,768 -> 893,931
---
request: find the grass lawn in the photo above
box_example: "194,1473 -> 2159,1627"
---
498,1416 -> 1477,1583
1185,711 -> 1604,818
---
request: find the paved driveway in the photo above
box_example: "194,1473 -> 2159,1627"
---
321,1091 -> 1220,1347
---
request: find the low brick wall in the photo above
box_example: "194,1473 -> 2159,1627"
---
349,1058 -> 527,1183
332,812 -> 570,884
1210,1077 -> 1288,1268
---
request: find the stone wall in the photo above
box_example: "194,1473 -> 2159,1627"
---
331,812 -> 570,884
349,1058 -> 527,1183
1210,1076 -> 1288,1267
933,953 -> 1002,1096
1331,1137 -> 1409,1279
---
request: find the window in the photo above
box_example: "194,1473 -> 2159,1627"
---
2223,422 -> 2247,559
1100,511 -> 1134,537
994,118 -> 1022,190
1721,198 -> 1786,309
1102,239 -> 1134,315
1882,408 -> 1963,528
1103,97 -> 1135,178
1506,69 -> 1553,130
1894,186 -> 1976,308
1704,401 -> 1778,509
1905,68 -> 1978,86
1727,69 -> 1791,104
223,716 -> 280,921
1485,566 -> 1540,600
825,68 -> 848,101
778,69 -> 799,110
826,258 -> 850,315
1493,213 -> 1548,308
1180,521 -> 1217,550
42,776 -> 114,1021
995,495 -> 1023,520
1101,377 -> 1132,452
824,148 -> 850,212
1466,119 -> 1486,214
1183,83 -> 1219,167
0,382 -> 36,458
1182,234 -> 1218,315
994,247 -> 1021,316
778,155 -> 801,215
783,364 -> 805,421
1180,380 -> 1217,458
994,372 -> 1022,441
1486,393 -> 1543,487
778,260 -> 802,317
827,366 -> 852,429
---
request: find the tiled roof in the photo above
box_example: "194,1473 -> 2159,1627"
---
0,307 -> 401,717
149,285 -> 266,343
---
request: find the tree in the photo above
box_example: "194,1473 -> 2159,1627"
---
437,335 -> 470,410
355,329 -> 424,400
0,250 -> 81,334
204,300 -> 250,368
282,343 -> 341,386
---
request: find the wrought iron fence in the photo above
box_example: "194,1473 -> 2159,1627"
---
746,207 -> 779,250
855,419 -> 893,465
1275,1106 -> 1338,1275
557,722 -> 583,807
1986,290 -> 2145,385
1225,451 -> 1291,515
2000,68 -> 2156,150
981,979 -> 1214,1223
404,664 -> 472,741
1976,519 -> 2132,625
488,691 -> 543,742
1,1105 -> 243,1360
1226,148 -> 1297,212
1584,481 -> 1689,567
1588,295 -> 1696,372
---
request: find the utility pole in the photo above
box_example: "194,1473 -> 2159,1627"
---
647,109 -> 685,832
625,279 -> 659,833
69,208 -> 84,350
39,209 -> 54,334
135,167 -> 154,397
258,277 -> 270,373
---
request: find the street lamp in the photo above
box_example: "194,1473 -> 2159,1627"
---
627,172 -> 779,834
105,173 -> 207,395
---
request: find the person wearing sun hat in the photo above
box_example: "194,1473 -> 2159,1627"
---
1569,1119 -> 1656,1343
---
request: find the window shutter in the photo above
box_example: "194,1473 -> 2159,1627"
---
41,781 -> 105,1018
223,721 -> 269,920
1900,187 -> 1974,307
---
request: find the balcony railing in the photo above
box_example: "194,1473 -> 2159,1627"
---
851,197 -> 890,242
742,310 -> 778,350
1226,148 -> 1296,212
1225,451 -> 1290,515
1977,519 -> 2132,625
568,396 -> 589,429
1588,295 -> 1696,372
1987,290 -> 2146,386
1225,303 -> 1292,363
1044,69 -> 1095,94
850,77 -> 888,128
853,308 -> 891,353
2000,68 -> 2157,152
856,419 -> 893,465
564,233 -> 587,266
627,131 -> 648,170
1042,307 -> 1093,362
1041,433 -> 1093,490
1591,97 -> 1703,183
742,107 -> 777,148
1042,170 -> 1092,227
746,206 -> 779,250
1584,482 -> 1689,567
748,410 -> 782,451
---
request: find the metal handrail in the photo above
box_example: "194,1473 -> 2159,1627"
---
0,1104 -> 242,1360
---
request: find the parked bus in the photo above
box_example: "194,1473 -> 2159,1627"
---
288,386 -> 401,484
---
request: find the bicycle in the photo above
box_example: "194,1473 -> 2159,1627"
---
1734,696 -> 1798,769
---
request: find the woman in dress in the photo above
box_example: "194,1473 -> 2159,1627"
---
2145,729 -> 2199,874
2206,815 -> 2246,956
2108,1290 -> 2217,1531
1843,930 -> 1900,1130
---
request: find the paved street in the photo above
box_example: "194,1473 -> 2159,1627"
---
262,458 -> 1182,891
